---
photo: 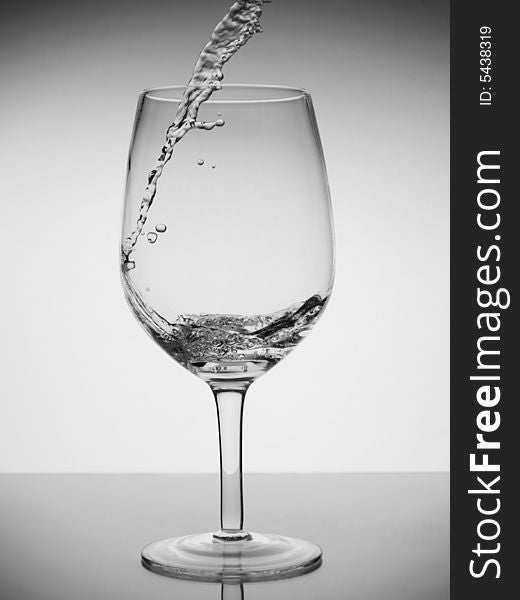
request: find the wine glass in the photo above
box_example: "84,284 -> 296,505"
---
120,84 -> 334,582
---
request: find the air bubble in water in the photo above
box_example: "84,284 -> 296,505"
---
147,232 -> 158,244
211,164 -> 216,169
125,261 -> 135,271
197,159 -> 204,166
155,223 -> 167,233
216,118 -> 225,127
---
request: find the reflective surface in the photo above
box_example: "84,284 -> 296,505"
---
0,474 -> 448,599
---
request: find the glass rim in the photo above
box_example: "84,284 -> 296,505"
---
143,84 -> 311,104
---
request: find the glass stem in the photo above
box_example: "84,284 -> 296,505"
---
212,387 -> 251,541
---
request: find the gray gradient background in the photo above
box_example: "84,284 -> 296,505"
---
0,0 -> 449,472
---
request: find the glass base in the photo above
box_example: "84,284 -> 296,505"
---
141,531 -> 322,582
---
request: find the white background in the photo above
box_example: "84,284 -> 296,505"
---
0,0 -> 449,473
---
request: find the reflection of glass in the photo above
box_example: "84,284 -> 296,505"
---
121,85 -> 334,581
222,583 -> 244,600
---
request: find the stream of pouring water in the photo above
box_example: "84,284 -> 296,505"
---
122,0 -> 270,267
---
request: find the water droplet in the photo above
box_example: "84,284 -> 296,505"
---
216,118 -> 225,127
125,261 -> 135,271
155,223 -> 167,233
211,164 -> 216,169
217,112 -> 222,117
147,232 -> 158,244
197,159 -> 204,166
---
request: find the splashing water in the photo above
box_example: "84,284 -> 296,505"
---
124,270 -> 330,376
122,0 -> 270,266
